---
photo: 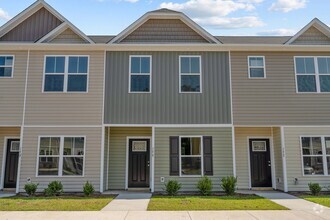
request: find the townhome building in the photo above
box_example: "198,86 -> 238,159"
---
0,0 -> 329,194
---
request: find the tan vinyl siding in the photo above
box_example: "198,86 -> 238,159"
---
49,28 -> 88,44
273,127 -> 284,191
0,127 -> 20,189
234,127 -> 272,189
108,127 -> 152,190
19,127 -> 102,192
24,51 -> 104,125
0,51 -> 27,125
284,127 -> 330,191
0,7 -> 62,42
292,26 -> 330,45
154,127 -> 233,192
120,19 -> 208,43
232,51 -> 330,126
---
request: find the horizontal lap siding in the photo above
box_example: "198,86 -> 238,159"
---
25,51 -> 104,125
49,29 -> 88,44
235,127 -> 271,189
273,127 -> 284,191
108,127 -> 152,190
19,127 -> 102,192
232,52 -> 330,126
284,127 -> 330,191
0,51 -> 27,125
154,127 -> 233,192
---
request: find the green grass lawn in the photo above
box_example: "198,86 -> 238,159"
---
0,196 -> 114,211
301,195 -> 330,208
148,195 -> 288,211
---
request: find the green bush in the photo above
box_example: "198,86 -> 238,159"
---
220,176 -> 237,195
308,182 -> 321,196
164,180 -> 181,196
83,181 -> 95,196
197,176 -> 213,196
44,181 -> 63,196
24,182 -> 39,196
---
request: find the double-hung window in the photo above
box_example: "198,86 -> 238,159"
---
248,56 -> 266,78
0,55 -> 14,77
38,136 -> 85,176
180,137 -> 202,176
129,55 -> 151,93
301,136 -> 330,176
295,56 -> 330,93
44,56 -> 88,92
180,56 -> 202,93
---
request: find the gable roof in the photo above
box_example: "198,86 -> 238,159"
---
285,18 -> 330,45
110,9 -> 220,44
0,0 -> 93,43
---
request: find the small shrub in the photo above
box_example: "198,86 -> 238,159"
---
83,181 -> 95,196
24,182 -> 38,196
308,182 -> 321,196
220,176 -> 237,195
197,176 -> 213,196
44,181 -> 63,196
164,180 -> 181,196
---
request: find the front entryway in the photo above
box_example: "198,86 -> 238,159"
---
128,138 -> 150,188
249,138 -> 272,187
4,139 -> 20,188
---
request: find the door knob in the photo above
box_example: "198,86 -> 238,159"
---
268,161 -> 271,167
147,161 -> 150,167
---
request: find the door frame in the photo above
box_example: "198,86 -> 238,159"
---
125,136 -> 151,190
247,137 -> 276,189
1,136 -> 20,190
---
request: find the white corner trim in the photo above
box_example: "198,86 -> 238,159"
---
151,126 -> 155,192
280,127 -> 288,192
270,127 -> 277,190
231,126 -> 236,177
100,126 -> 105,192
106,128 -> 110,190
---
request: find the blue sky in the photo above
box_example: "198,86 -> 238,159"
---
0,0 -> 329,36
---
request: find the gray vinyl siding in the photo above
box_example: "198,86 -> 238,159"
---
273,127 -> 284,191
284,127 -> 330,191
48,28 -> 88,44
0,51 -> 27,125
105,51 -> 231,124
120,19 -> 209,43
108,127 -> 152,190
19,127 -> 102,192
154,127 -> 233,192
292,26 -> 330,45
0,7 -> 62,42
232,51 -> 330,126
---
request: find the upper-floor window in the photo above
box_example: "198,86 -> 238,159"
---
129,55 -> 151,93
248,56 -> 266,78
180,56 -> 201,93
0,56 -> 14,78
295,57 -> 330,93
44,56 -> 88,92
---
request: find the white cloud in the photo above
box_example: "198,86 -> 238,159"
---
194,16 -> 265,29
0,8 -> 10,20
269,0 -> 307,13
257,28 -> 296,36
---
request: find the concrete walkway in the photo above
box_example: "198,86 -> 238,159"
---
0,192 -> 16,198
101,191 -> 151,211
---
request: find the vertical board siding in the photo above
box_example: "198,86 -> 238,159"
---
108,127 -> 152,190
0,51 -> 27,125
292,26 -> 330,45
49,28 -> 88,44
105,52 -> 231,124
232,51 -> 330,126
19,127 -> 102,192
284,127 -> 330,191
273,127 -> 284,191
0,8 -> 62,42
234,127 -> 272,189
25,51 -> 104,125
154,127 -> 233,192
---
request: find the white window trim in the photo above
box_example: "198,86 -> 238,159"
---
294,56 -> 330,94
300,135 -> 330,176
0,55 -> 15,78
179,135 -> 204,177
179,55 -> 202,93
42,55 -> 89,93
248,56 -> 266,79
128,55 -> 152,93
36,135 -> 86,177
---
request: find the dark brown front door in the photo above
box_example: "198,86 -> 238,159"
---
128,139 -> 150,188
4,139 -> 20,188
249,139 -> 272,187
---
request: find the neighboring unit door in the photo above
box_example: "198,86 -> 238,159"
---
249,139 -> 272,187
4,139 -> 20,188
128,139 -> 150,188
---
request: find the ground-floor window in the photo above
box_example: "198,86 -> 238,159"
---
180,137 -> 202,176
